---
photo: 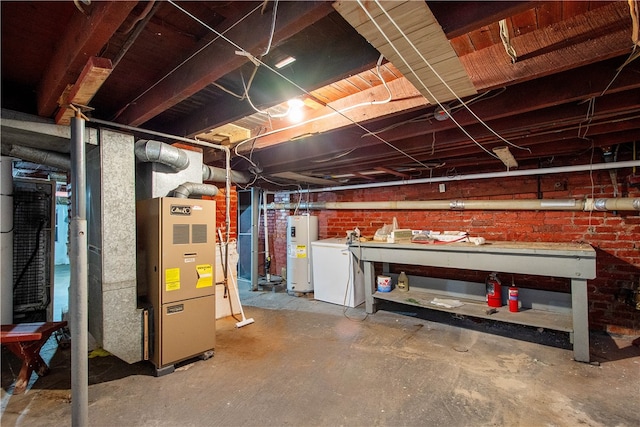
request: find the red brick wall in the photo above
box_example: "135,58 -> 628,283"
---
268,165 -> 640,334
209,185 -> 237,241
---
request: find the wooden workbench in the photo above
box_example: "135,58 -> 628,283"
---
348,241 -> 596,362
1,321 -> 67,394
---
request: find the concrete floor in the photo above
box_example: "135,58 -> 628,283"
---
2,288 -> 639,426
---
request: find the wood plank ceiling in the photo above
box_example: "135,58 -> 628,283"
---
1,0 -> 639,188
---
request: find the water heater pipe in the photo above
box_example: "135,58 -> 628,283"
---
173,182 -> 219,199
268,197 -> 640,212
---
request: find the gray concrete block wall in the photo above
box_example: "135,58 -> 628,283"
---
88,128 -> 142,363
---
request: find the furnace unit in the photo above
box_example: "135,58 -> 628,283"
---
137,197 -> 216,376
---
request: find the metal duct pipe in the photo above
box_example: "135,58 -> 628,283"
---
268,197 -> 640,212
134,139 -> 190,171
2,143 -> 71,170
173,182 -> 219,199
202,164 -> 251,184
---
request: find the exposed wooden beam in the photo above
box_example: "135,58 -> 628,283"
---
251,78 -> 428,149
37,1 -> 136,117
252,85 -> 640,175
372,59 -> 640,143
55,57 -> 113,125
157,40 -> 381,138
428,1 -> 542,39
460,2 -> 630,89
353,172 -> 376,181
375,167 -> 411,179
117,1 -> 334,126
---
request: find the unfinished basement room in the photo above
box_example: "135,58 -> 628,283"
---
1,1 -> 639,426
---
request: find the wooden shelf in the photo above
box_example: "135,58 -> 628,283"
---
373,288 -> 573,333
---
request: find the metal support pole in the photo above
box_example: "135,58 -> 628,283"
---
70,115 -> 88,426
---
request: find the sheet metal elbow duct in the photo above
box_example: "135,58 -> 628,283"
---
202,164 -> 251,184
173,182 -> 219,199
134,139 -> 189,171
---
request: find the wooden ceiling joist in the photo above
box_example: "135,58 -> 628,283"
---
117,1 -> 334,127
334,0 -> 477,105
37,1 -> 136,118
55,57 -> 113,125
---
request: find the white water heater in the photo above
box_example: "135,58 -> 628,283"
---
286,215 -> 318,294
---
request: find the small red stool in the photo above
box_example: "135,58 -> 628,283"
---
1,321 -> 67,394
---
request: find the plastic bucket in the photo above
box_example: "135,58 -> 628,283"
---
377,275 -> 392,292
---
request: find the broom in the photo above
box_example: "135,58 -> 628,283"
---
230,269 -> 254,328
217,228 -> 254,328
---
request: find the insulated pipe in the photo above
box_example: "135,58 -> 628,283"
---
268,197 -> 640,212
173,182 -> 220,199
134,139 -> 190,171
2,143 -> 71,171
202,164 -> 251,184
70,116 -> 88,427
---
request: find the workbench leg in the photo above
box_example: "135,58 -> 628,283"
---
571,279 -> 590,362
5,335 -> 54,394
363,261 -> 377,314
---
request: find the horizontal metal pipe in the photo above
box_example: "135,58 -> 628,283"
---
202,164 -> 251,184
269,197 -> 640,211
282,160 -> 640,194
2,143 -> 71,170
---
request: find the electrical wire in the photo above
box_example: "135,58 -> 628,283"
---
235,53 -> 393,166
363,0 -> 531,158
113,2 -> 264,120
168,0 -> 440,173
361,87 -> 506,139
342,244 -> 368,322
262,0 -> 278,57
370,0 -> 530,154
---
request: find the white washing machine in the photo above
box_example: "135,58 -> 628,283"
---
311,238 -> 364,307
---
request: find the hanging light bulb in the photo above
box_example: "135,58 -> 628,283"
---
287,98 -> 305,123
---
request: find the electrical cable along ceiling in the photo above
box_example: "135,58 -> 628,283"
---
1,1 -> 639,187
333,0 -> 477,104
